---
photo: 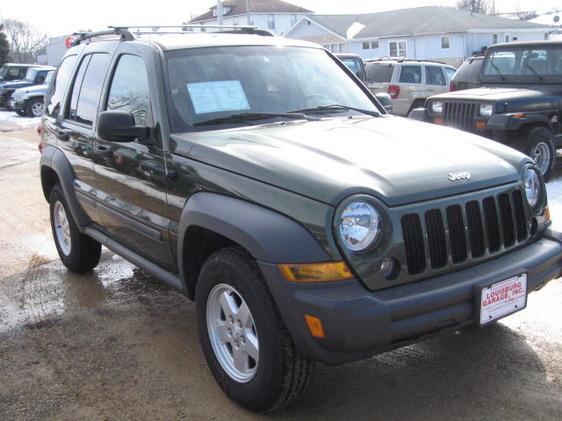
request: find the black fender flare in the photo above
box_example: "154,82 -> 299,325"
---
177,192 -> 332,295
40,144 -> 90,228
487,113 -> 554,133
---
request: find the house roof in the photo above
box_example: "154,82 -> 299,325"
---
190,0 -> 312,23
299,6 -> 549,39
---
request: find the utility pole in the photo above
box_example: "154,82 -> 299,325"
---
245,0 -> 252,25
217,0 -> 223,25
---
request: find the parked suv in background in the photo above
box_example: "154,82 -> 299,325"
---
0,63 -> 44,82
364,58 -> 456,116
10,70 -> 55,117
39,27 -> 562,412
0,65 -> 55,108
414,40 -> 562,180
335,53 -> 366,82
450,56 -> 484,92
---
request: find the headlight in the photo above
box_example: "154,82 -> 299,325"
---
524,168 -> 541,208
338,201 -> 382,252
479,103 -> 493,117
430,101 -> 443,114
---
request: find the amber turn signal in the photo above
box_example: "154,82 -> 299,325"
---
475,120 -> 487,130
304,314 -> 325,338
544,206 -> 551,222
434,117 -> 444,125
278,261 -> 353,283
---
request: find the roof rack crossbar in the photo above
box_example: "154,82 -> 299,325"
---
109,24 -> 273,36
71,28 -> 134,46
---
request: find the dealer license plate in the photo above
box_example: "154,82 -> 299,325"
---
478,274 -> 527,326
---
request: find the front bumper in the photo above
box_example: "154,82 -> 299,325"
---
260,232 -> 562,365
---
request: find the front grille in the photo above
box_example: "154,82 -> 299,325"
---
402,189 -> 528,275
443,101 -> 477,131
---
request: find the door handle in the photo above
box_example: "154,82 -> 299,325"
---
55,129 -> 70,141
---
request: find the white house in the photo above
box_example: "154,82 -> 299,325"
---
188,0 -> 312,36
286,7 -> 553,66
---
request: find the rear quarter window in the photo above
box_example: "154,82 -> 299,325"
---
399,65 -> 422,84
365,62 -> 394,83
454,58 -> 483,80
45,55 -> 78,118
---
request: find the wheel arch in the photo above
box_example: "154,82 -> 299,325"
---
177,192 -> 332,300
40,144 -> 90,227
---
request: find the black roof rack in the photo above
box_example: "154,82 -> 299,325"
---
364,57 -> 447,65
70,24 -> 273,46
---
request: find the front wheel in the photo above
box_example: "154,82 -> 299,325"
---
196,248 -> 312,412
512,127 -> 556,181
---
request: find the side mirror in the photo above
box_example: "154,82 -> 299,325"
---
375,92 -> 393,114
97,110 -> 149,143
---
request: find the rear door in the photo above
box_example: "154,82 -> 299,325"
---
425,65 -> 448,95
89,45 -> 175,270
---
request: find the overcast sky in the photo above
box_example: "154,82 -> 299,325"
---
0,0 -> 560,36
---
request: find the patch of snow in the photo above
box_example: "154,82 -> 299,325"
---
0,110 -> 41,131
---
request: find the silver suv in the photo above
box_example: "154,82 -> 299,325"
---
365,59 -> 456,116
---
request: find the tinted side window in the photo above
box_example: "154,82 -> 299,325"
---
68,55 -> 91,121
444,67 -> 456,82
45,55 -> 78,118
68,53 -> 109,126
399,65 -> 421,83
455,58 -> 483,80
426,66 -> 446,85
365,63 -> 394,82
106,55 -> 151,125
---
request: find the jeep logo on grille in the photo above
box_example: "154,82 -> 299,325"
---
448,171 -> 472,181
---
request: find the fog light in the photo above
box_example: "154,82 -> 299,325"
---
380,257 -> 399,280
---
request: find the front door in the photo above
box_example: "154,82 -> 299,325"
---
90,53 -> 174,270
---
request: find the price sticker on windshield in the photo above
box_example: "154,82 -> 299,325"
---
187,80 -> 250,115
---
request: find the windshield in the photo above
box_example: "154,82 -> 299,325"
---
483,45 -> 562,82
166,46 -> 378,131
365,62 -> 394,83
24,68 -> 39,82
455,57 -> 483,79
45,71 -> 54,84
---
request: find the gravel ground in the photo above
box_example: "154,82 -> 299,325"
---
0,126 -> 561,420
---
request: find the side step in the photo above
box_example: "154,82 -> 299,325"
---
84,226 -> 185,293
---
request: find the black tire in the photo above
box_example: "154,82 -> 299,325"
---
511,126 -> 556,181
49,183 -> 101,273
196,247 -> 312,413
26,98 -> 44,118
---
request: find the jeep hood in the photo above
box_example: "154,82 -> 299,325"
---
15,83 -> 47,95
432,86 -> 558,102
172,116 -> 527,207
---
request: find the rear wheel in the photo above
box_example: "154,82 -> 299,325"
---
512,127 -> 555,181
49,183 -> 101,273
196,247 -> 312,412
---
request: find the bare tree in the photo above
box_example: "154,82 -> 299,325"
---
456,0 -> 491,14
0,23 -> 10,66
1,18 -> 46,63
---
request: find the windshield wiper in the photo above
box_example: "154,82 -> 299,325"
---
522,62 -> 544,81
289,104 -> 380,117
488,61 -> 506,80
193,112 -> 318,127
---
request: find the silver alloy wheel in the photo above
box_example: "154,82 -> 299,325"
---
31,101 -> 43,117
531,141 -> 551,176
206,283 -> 259,383
53,201 -> 72,256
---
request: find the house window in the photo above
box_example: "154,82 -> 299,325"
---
268,15 -> 275,30
513,35 -> 518,41
505,35 -> 510,42
493,34 -> 498,44
389,41 -> 407,58
371,40 -> 379,49
362,42 -> 370,50
441,37 -> 450,49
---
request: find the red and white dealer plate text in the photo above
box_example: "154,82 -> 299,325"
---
479,274 -> 527,325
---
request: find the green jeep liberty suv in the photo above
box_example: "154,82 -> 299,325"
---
39,27 -> 562,412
